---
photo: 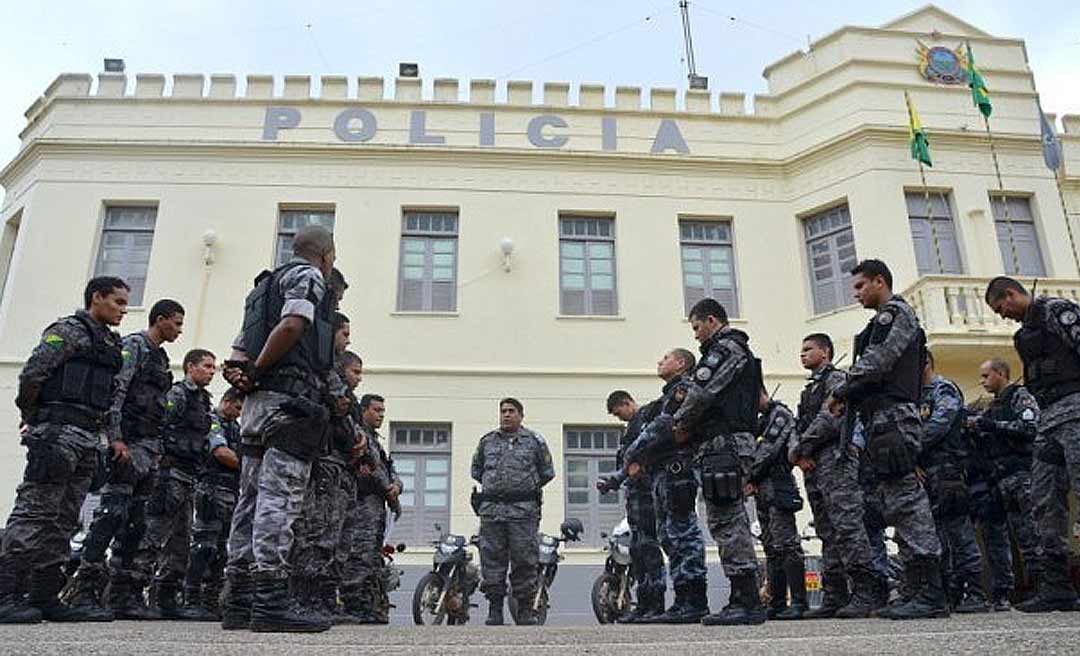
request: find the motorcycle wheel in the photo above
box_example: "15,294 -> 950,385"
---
591,574 -> 621,624
412,571 -> 449,625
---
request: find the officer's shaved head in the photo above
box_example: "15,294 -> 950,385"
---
292,225 -> 335,260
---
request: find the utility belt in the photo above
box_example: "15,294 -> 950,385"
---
993,454 -> 1031,478
241,443 -> 267,459
159,455 -> 199,478
469,487 -> 541,514
1031,380 -> 1080,408
32,403 -> 105,431
656,452 -> 694,476
198,471 -> 240,492
258,368 -> 325,404
159,463 -> 197,486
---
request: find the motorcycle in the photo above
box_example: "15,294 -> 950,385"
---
591,518 -> 634,624
412,523 -> 481,625
509,518 -> 583,626
369,542 -> 406,622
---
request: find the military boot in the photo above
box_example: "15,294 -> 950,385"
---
620,587 -> 666,624
765,559 -> 788,619
775,558 -> 807,620
485,595 -> 504,626
221,572 -> 254,630
1016,557 -> 1079,613
153,579 -> 208,621
886,557 -> 950,620
0,566 -> 41,624
62,564 -> 110,615
835,568 -> 885,619
316,579 -> 351,625
107,578 -> 160,620
660,582 -> 708,624
655,584 -> 688,623
702,575 -> 766,626
180,584 -> 220,621
250,575 -> 331,633
953,574 -> 991,614
803,572 -> 848,619
29,566 -> 113,622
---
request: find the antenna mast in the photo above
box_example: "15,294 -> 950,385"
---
679,1 -> 708,89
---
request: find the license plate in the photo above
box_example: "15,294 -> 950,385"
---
804,571 -> 821,591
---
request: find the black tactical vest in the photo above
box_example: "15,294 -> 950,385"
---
164,383 -> 212,470
240,261 -> 335,388
796,365 -> 834,434
120,336 -> 173,441
853,298 -> 925,409
38,312 -> 123,429
699,329 -> 762,436
983,384 -> 1034,471
918,378 -> 968,468
200,410 -> 241,490
1014,298 -> 1080,406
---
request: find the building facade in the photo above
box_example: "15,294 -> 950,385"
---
1,6 -> 1078,554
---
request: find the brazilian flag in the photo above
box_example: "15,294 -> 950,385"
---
966,42 -> 992,118
905,92 -> 932,167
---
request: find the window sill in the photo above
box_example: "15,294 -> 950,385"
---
555,314 -> 626,321
679,317 -> 747,324
390,311 -> 460,318
806,303 -> 861,322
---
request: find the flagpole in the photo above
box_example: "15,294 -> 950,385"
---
981,114 -> 1021,274
1053,167 -> 1080,274
917,160 -> 947,273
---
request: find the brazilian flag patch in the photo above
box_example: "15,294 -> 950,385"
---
43,334 -> 64,348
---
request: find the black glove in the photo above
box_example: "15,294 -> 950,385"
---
974,416 -> 996,432
596,475 -> 620,494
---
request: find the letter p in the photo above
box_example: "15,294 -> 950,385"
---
262,106 -> 301,141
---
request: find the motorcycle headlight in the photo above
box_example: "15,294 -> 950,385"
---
539,543 -> 557,554
616,544 -> 631,556
439,543 -> 457,555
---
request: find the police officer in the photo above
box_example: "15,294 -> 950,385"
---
0,276 -> 127,624
622,348 -> 704,624
597,390 -> 666,623
830,259 -> 946,620
919,352 -> 988,613
471,398 -> 555,626
747,388 -> 806,620
985,276 -> 1080,612
967,357 -> 1041,605
183,387 -> 244,618
66,299 -> 184,620
671,298 -> 765,626
131,349 -> 216,620
346,391 -> 402,624
964,396 -> 1015,611
220,224 -> 337,633
791,333 -> 886,618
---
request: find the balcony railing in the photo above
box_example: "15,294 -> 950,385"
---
903,275 -> 1080,339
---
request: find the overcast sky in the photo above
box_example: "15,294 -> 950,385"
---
0,0 -> 1077,181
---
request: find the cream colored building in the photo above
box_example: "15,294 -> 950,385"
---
1,5 -> 1078,557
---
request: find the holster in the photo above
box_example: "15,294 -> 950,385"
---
769,471 -> 803,513
699,445 -> 742,505
1035,440 -> 1067,466
930,468 -> 969,518
668,474 -> 698,519
89,445 -> 111,493
266,411 -> 329,462
866,427 -> 914,481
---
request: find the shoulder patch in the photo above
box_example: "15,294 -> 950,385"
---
43,334 -> 65,348
705,352 -> 721,367
876,311 -> 894,326
696,366 -> 713,381
122,349 -> 133,362
1059,310 -> 1078,327
1020,408 -> 1035,421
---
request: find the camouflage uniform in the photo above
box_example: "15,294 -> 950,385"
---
919,375 -> 984,606
965,422 -> 1014,604
289,406 -> 359,613
793,363 -> 880,610
840,295 -> 942,613
73,331 -> 172,606
1012,296 -> 1080,606
749,401 -> 805,613
623,377 -> 706,593
185,409 -> 242,613
674,327 -> 761,582
341,423 -> 401,621
608,401 -> 667,612
971,383 -> 1041,590
470,427 -> 555,608
133,379 -> 212,605
0,310 -> 122,620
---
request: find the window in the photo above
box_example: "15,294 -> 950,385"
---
559,216 -> 618,316
679,220 -> 739,316
389,423 -> 451,546
94,206 -> 157,306
397,211 -> 459,312
276,208 -> 335,267
0,212 -> 21,303
991,195 -> 1046,276
906,192 -> 963,275
564,426 -> 624,547
803,204 -> 858,314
